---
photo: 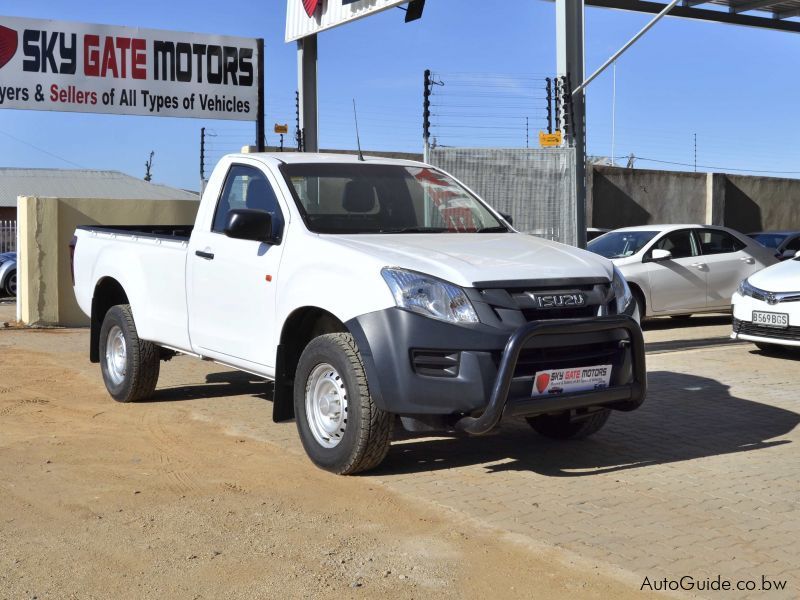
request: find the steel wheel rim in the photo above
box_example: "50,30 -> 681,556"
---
105,325 -> 127,386
7,272 -> 15,296
305,363 -> 348,448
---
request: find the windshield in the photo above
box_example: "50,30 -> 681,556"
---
279,163 -> 507,235
749,233 -> 788,249
588,231 -> 658,259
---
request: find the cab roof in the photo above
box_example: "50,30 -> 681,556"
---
228,152 -> 428,169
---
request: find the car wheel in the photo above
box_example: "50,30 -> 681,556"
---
294,333 -> 392,475
5,268 -> 16,296
99,304 -> 160,402
631,288 -> 646,320
527,408 -> 611,440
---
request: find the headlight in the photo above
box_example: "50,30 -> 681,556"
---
737,278 -> 765,300
612,266 -> 633,314
381,267 -> 479,324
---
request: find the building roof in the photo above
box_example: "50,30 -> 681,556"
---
0,168 -> 198,208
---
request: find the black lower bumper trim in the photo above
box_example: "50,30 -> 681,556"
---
454,315 -> 646,435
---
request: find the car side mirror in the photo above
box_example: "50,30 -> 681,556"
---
648,248 -> 673,262
781,249 -> 797,259
224,209 -> 276,244
499,212 -> 513,226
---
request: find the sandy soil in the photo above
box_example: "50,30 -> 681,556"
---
0,322 -> 648,599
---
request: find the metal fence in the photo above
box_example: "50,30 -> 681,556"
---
1,220 -> 17,253
425,147 -> 578,246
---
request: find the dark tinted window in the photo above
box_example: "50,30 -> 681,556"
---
587,231 -> 658,259
697,229 -> 746,255
750,233 -> 787,249
653,230 -> 697,259
212,165 -> 284,236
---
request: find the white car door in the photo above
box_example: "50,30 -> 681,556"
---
645,229 -> 708,313
697,228 -> 757,310
187,162 -> 287,369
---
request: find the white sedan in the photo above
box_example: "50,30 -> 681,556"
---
588,225 -> 777,318
732,257 -> 800,352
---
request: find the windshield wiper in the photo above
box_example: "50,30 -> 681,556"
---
475,226 -> 508,233
379,227 -> 449,233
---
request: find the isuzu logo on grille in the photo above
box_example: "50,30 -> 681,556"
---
528,292 -> 587,309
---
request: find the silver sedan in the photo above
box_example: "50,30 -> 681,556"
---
588,225 -> 777,319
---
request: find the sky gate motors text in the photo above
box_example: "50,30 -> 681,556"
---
20,29 -> 254,87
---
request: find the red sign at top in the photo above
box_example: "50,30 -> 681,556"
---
303,0 -> 320,17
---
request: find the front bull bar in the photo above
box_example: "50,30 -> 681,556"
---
455,315 -> 647,435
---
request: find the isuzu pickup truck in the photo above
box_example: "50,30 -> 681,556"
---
72,153 -> 646,474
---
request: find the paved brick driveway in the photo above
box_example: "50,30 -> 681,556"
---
3,306 -> 798,597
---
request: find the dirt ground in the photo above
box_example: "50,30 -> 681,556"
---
0,314 -> 648,599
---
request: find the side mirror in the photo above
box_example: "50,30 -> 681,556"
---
224,209 -> 276,244
781,249 -> 797,259
499,212 -> 513,226
648,248 -> 673,262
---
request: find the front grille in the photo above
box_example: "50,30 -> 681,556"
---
509,340 -> 621,378
733,318 -> 800,341
521,306 -> 597,321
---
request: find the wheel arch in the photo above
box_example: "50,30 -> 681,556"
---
90,277 -> 130,363
627,281 -> 647,318
273,306 -> 348,422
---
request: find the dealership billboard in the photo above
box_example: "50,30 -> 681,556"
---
285,0 -> 410,42
0,16 -> 260,121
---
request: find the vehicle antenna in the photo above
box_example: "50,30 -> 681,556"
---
353,99 -> 365,162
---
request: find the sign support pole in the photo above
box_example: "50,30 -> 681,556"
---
256,38 -> 266,152
297,34 -> 319,152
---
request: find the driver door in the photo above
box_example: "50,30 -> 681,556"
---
187,163 -> 287,369
645,229 -> 707,313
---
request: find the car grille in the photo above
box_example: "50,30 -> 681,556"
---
733,318 -> 800,341
474,279 -> 614,327
507,340 -> 622,379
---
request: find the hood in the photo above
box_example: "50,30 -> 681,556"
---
324,233 -> 613,287
749,258 -> 800,293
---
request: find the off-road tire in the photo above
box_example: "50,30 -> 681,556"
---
294,333 -> 392,475
99,304 -> 160,402
526,408 -> 611,440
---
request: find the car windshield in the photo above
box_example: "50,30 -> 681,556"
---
588,231 -> 658,259
749,233 -> 788,249
279,163 -> 508,235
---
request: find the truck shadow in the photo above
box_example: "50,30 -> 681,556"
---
146,370 -> 273,403
375,371 -> 799,477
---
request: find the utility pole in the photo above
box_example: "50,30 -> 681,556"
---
200,127 -> 206,182
611,62 -> 617,166
526,117 -> 529,148
144,151 -> 154,182
694,133 -> 697,172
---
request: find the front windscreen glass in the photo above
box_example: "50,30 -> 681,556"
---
279,163 -> 508,234
588,231 -> 659,259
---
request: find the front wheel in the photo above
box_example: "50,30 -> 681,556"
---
5,268 -> 16,296
99,304 -> 160,402
527,408 -> 611,440
294,333 -> 392,475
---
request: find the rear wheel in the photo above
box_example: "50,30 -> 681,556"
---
99,304 -> 160,402
294,333 -> 392,475
527,408 -> 611,440
4,268 -> 15,296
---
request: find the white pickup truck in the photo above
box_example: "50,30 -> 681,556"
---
72,152 -> 646,474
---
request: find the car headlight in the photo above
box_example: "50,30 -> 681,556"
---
381,267 -> 479,324
737,278 -> 765,300
612,266 -> 633,314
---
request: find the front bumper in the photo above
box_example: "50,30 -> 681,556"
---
345,308 -> 646,435
731,291 -> 800,347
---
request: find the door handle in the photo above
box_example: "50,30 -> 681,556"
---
690,262 -> 706,269
740,257 -> 755,264
195,250 -> 215,260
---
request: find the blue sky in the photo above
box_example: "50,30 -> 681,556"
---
1,0 -> 799,191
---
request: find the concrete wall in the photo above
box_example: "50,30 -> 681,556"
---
19,196 -> 199,327
588,166 -> 707,228
590,166 -> 800,232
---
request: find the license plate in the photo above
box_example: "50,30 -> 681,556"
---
752,311 -> 789,329
532,364 -> 612,397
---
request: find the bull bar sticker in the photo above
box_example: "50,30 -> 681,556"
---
532,364 -> 613,397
